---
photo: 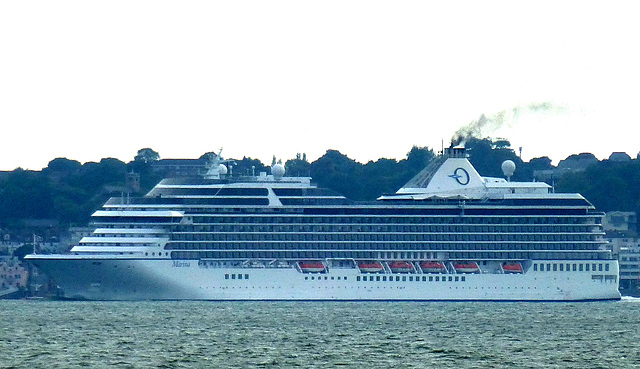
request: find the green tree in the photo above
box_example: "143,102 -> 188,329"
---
311,150 -> 362,199
13,244 -> 35,260
404,146 -> 435,173
360,158 -> 404,199
465,138 -> 525,180
45,158 -> 82,173
134,148 -> 160,163
285,157 -> 311,177
0,169 -> 53,221
528,157 -> 553,171
233,157 -> 267,177
557,159 -> 640,215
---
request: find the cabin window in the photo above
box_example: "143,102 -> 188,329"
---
225,274 -> 229,279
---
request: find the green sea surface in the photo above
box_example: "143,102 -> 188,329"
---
1,299 -> 639,368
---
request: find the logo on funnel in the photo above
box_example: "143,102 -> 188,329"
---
449,168 -> 470,185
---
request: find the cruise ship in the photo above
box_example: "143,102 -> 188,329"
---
26,147 -> 621,301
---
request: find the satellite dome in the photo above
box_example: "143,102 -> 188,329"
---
218,164 -> 228,175
501,160 -> 516,178
271,163 -> 285,178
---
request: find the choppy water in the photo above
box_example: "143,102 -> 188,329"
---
1,298 -> 640,368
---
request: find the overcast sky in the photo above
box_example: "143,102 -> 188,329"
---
1,1 -> 638,171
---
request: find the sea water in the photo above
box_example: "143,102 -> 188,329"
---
1,298 -> 640,368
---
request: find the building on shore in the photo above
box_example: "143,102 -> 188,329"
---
0,257 -> 28,297
602,211 -> 640,293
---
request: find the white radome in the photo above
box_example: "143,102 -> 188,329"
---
218,164 -> 228,175
501,160 -> 516,177
272,163 -> 285,178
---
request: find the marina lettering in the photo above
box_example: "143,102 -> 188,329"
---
172,261 -> 191,268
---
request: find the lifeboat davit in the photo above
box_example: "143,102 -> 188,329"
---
420,261 -> 446,273
299,261 -> 325,273
503,263 -> 523,273
358,262 -> 384,273
453,262 -> 480,273
389,261 -> 414,273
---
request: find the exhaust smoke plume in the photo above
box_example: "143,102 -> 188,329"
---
451,102 -> 567,147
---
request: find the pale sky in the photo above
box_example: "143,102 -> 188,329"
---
1,1 -> 639,171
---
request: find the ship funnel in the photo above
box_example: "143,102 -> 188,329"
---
445,145 -> 467,158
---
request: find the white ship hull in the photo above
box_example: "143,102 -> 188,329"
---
30,256 -> 621,301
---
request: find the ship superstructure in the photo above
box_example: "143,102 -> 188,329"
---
26,148 -> 621,301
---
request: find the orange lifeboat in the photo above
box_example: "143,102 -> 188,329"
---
503,263 -> 523,274
389,261 -> 413,273
358,262 -> 384,273
420,261 -> 446,273
299,261 -> 325,273
453,262 -> 480,273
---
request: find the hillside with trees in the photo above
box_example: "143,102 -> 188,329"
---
1,140 -> 639,242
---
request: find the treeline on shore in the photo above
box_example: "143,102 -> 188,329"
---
1,138 -> 639,240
